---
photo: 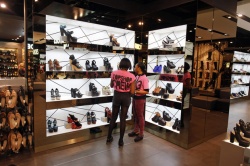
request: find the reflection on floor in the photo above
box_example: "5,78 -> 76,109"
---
0,97 -> 249,166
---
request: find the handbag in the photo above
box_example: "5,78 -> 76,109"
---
102,86 -> 111,95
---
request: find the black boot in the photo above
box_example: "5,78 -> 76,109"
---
207,51 -> 212,60
200,61 -> 204,70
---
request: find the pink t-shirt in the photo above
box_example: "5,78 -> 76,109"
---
183,72 -> 191,86
111,70 -> 135,92
135,74 -> 149,97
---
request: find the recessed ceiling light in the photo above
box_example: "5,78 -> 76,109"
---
208,29 -> 212,32
230,41 -> 233,43
224,33 -> 228,36
12,39 -> 14,40
157,18 -> 161,22
17,37 -> 19,39
146,35 -> 148,37
237,13 -> 243,17
128,24 -> 132,28
194,28 -> 196,30
218,41 -> 221,44
197,36 -> 202,39
101,15 -> 104,18
189,30 -> 192,32
35,0 -> 38,2
137,36 -> 139,38
138,21 -> 144,25
19,35 -> 21,37
227,16 -> 231,19
0,3 -> 6,8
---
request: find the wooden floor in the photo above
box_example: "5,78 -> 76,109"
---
1,98 -> 249,166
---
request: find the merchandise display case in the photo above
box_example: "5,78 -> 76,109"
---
0,48 -> 18,77
45,15 -> 135,136
146,25 -> 187,133
231,51 -> 250,99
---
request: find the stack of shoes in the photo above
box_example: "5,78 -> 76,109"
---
229,119 -> 250,147
67,114 -> 82,129
151,112 -> 166,126
172,118 -> 181,131
86,112 -> 97,125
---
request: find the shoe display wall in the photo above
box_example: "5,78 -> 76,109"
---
230,51 -> 250,99
193,43 -> 224,90
145,25 -> 187,134
45,15 -> 135,136
0,48 -> 18,78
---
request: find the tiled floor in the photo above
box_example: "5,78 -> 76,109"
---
1,98 -> 249,166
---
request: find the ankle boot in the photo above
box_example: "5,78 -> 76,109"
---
207,51 -> 212,60
92,60 -> 98,71
55,88 -> 61,100
72,59 -> 82,71
232,126 -> 250,147
69,55 -> 75,65
71,88 -> 76,98
206,62 -> 210,70
166,83 -> 175,94
51,89 -> 55,100
199,72 -> 203,78
200,61 -> 204,70
85,60 -> 92,70
214,62 -> 217,70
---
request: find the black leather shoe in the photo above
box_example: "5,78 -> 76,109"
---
239,120 -> 250,138
134,135 -> 143,142
128,131 -> 139,137
152,112 -> 160,123
163,111 -> 171,121
85,60 -> 92,70
164,65 -> 171,73
166,83 -> 175,94
106,136 -> 113,144
172,118 -> 179,130
167,60 -> 176,69
158,117 -> 166,126
118,139 -> 124,147
233,127 -> 249,147
87,112 -> 92,125
92,60 -> 98,70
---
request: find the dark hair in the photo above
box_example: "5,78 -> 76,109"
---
184,62 -> 190,71
119,58 -> 132,70
136,62 -> 146,74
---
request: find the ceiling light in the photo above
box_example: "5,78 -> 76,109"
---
194,28 -> 196,30
157,19 -> 161,22
224,33 -> 228,36
138,21 -> 144,25
35,0 -> 38,2
17,37 -> 19,39
128,24 -> 132,28
101,15 -> 104,18
19,35 -> 21,37
237,13 -> 243,17
137,36 -> 139,38
189,30 -> 192,32
208,29 -> 212,32
227,16 -> 231,19
218,41 -> 221,44
12,39 -> 14,40
197,36 -> 202,39
230,41 -> 233,43
146,35 -> 148,37
0,3 -> 6,8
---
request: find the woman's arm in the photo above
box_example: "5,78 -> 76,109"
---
130,81 -> 136,95
110,79 -> 114,88
135,89 -> 149,95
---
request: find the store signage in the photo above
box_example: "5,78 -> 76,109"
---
27,43 -> 33,49
33,49 -> 39,55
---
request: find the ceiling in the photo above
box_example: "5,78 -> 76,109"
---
0,0 -> 250,49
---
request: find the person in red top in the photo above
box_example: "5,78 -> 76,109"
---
128,62 -> 149,142
106,58 -> 135,147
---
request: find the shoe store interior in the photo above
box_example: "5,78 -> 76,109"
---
0,0 -> 250,165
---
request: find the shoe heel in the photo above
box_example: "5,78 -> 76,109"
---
230,132 -> 235,143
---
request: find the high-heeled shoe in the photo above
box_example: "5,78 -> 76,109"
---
60,25 -> 77,42
72,59 -> 82,71
167,60 -> 176,69
230,127 -> 250,147
166,83 -> 175,94
55,88 -> 61,100
91,112 -> 96,124
87,112 -> 92,125
53,59 -> 62,70
47,120 -> 54,133
105,107 -> 112,123
51,89 -> 55,100
68,114 -> 78,123
106,136 -> 113,144
163,65 -> 171,73
48,59 -> 54,70
85,60 -> 92,70
151,112 -> 161,123
72,120 -> 82,129
163,111 -> 171,121
92,60 -> 98,71
103,57 -> 112,71
53,119 -> 58,132
118,139 -> 124,147
239,120 -> 250,138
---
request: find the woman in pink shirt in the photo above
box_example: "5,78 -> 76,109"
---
106,58 -> 135,147
128,62 -> 149,142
